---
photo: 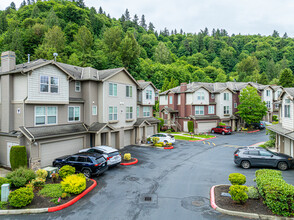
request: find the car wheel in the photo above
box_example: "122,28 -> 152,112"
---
241,160 -> 251,169
278,162 -> 288,171
164,140 -> 168,144
82,169 -> 92,178
222,131 -> 225,135
211,130 -> 215,134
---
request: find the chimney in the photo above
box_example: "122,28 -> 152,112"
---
1,51 -> 16,72
180,83 -> 187,92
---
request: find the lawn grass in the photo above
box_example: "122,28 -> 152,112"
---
174,135 -> 201,141
38,184 -> 64,198
182,134 -> 215,138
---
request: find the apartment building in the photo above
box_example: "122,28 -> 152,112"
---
159,81 -> 281,133
0,51 -> 159,169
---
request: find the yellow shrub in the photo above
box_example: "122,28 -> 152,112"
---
154,143 -> 163,147
151,137 -> 160,144
36,169 -> 48,179
124,153 -> 131,161
61,174 -> 86,194
158,142 -> 165,146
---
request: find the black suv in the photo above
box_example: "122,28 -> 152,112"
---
234,147 -> 293,171
53,152 -> 108,178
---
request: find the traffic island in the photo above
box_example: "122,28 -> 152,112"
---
120,158 -> 138,166
163,146 -> 174,149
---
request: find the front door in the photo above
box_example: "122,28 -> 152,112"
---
90,134 -> 95,147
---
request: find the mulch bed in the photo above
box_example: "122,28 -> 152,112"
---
4,178 -> 93,209
215,185 -> 273,216
120,158 -> 137,164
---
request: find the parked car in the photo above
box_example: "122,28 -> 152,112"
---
52,152 -> 108,178
245,121 -> 266,129
261,121 -> 272,126
79,146 -> 121,166
211,126 -> 232,135
234,147 -> 294,171
149,133 -> 175,143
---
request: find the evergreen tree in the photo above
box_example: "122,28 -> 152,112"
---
10,2 -> 16,10
120,32 -> 140,67
279,68 -> 294,87
148,22 -> 155,32
124,9 -> 130,21
272,30 -> 279,38
27,0 -> 31,5
140,15 -> 147,30
20,0 -> 26,8
98,7 -> 103,14
258,72 -> 269,85
133,14 -> 139,26
283,32 -> 288,39
76,0 -> 85,8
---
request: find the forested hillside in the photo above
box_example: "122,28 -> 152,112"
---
1,0 -> 294,90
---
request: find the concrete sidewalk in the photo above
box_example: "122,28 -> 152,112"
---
0,168 -> 11,177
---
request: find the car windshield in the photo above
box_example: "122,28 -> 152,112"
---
109,152 -> 119,157
225,126 -> 231,129
95,157 -> 106,164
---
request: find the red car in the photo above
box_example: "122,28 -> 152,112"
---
211,126 -> 232,135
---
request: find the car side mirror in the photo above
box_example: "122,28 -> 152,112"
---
271,155 -> 274,157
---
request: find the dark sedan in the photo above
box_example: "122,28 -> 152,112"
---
53,152 -> 108,178
234,147 -> 294,171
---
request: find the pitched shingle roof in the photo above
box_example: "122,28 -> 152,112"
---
284,88 -> 294,97
134,117 -> 160,126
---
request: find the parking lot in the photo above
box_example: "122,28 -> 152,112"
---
10,130 -> 294,220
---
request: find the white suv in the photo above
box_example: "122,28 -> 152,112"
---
149,133 -> 175,143
79,146 -> 121,166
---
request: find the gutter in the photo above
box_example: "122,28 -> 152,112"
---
31,131 -> 88,141
22,126 -> 35,142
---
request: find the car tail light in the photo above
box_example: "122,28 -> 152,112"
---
107,156 -> 113,160
234,154 -> 238,156
95,163 -> 102,166
261,123 -> 263,125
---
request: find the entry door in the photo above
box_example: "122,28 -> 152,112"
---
183,121 -> 188,132
7,142 -> 19,167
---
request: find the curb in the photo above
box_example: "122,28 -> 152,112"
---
248,142 -> 265,147
164,146 -> 174,149
0,179 -> 97,215
189,136 -> 217,142
120,158 -> 138,166
247,130 -> 260,133
210,184 -> 294,220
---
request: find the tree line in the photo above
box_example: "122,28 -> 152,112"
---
1,0 -> 294,91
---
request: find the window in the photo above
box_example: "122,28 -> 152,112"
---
284,105 -> 290,118
165,95 -> 167,100
143,107 -> 150,117
109,83 -> 117,96
126,85 -> 132,97
146,90 -> 152,99
266,101 -> 271,108
285,99 -> 290,104
75,81 -> 81,92
169,96 -> 173,104
197,92 -> 205,100
224,93 -> 229,101
275,104 -> 279,109
126,106 -> 133,119
68,106 -> 80,122
259,151 -> 272,157
234,103 -> 237,108
248,150 -> 259,156
195,106 -> 204,115
40,76 -> 59,93
177,95 -> 181,105
266,90 -> 270,97
92,105 -> 97,116
208,106 -> 215,114
137,106 -> 139,117
211,94 -> 215,99
224,106 -> 230,114
35,106 -> 57,125
109,106 -> 118,120
277,91 -> 282,97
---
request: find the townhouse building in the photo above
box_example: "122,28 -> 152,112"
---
159,81 -> 281,133
0,51 -> 159,169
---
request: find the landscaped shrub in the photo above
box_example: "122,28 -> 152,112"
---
229,185 -> 248,204
228,173 -> 246,185
36,169 -> 48,179
39,184 -> 64,198
158,142 -> 165,146
154,143 -> 163,147
247,186 -> 259,199
124,153 -> 131,160
188,121 -> 194,133
61,174 -> 86,194
219,122 -> 226,126
151,137 -> 160,144
10,146 -> 27,170
146,137 -> 151,143
255,169 -> 294,216
0,177 -> 11,198
31,177 -> 46,188
272,115 -> 278,122
6,167 -> 36,187
51,173 -> 59,183
59,165 -> 75,179
8,186 -> 34,208
156,117 -> 164,132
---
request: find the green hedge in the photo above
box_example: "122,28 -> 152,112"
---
255,169 -> 294,216
188,121 -> 194,133
10,146 -> 27,170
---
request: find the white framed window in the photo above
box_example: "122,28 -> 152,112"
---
285,105 -> 290,118
137,106 -> 139,117
177,95 -> 181,104
224,93 -> 229,101
208,105 -> 215,114
40,76 -> 59,93
126,106 -> 133,119
165,95 -> 168,100
92,105 -> 97,115
266,90 -> 270,97
266,101 -> 271,108
75,81 -> 81,92
197,92 -> 205,100
109,106 -> 118,120
195,106 -> 204,115
285,99 -> 290,104
143,107 -> 150,117
109,83 -> 117,96
35,106 -> 57,125
126,85 -> 133,97
224,106 -> 230,114
68,106 -> 80,122
146,90 -> 152,99
169,96 -> 173,104
211,94 -> 215,99
234,103 -> 237,108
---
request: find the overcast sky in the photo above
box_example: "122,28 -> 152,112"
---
1,0 -> 294,37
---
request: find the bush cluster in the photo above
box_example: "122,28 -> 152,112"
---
247,186 -> 259,199
151,137 -> 160,144
154,143 -> 163,147
8,186 -> 34,208
228,173 -> 246,185
124,153 -> 131,161
38,184 -> 64,198
6,167 -> 36,187
229,185 -> 248,204
61,174 -> 86,194
36,169 -> 48,179
59,165 -> 75,179
9,146 -> 27,170
31,177 -> 46,187
255,169 -> 294,217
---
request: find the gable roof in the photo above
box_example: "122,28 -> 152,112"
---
137,80 -> 158,91
88,122 -> 115,133
134,117 -> 160,127
280,88 -> 294,100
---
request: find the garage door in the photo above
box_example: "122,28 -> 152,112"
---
124,130 -> 132,147
40,137 -> 84,168
197,121 -> 217,133
146,126 -> 154,137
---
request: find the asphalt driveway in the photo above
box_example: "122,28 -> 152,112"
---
8,130 -> 294,220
